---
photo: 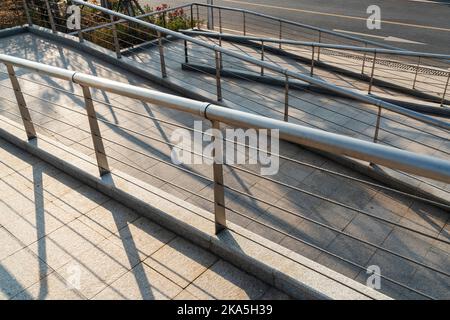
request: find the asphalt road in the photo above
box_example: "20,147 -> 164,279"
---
139,0 -> 450,54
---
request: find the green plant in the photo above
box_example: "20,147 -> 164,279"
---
0,0 -> 25,29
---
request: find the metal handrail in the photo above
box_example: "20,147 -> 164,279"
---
66,0 -> 450,132
1,53 -> 449,185
181,30 -> 450,61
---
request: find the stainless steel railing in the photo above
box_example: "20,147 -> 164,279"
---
59,0 -> 450,132
3,53 -> 448,182
20,0 -> 450,198
1,53 -> 450,299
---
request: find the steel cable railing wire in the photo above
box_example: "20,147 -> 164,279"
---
0,107 -> 217,215
180,44 -> 450,158
7,9 -> 450,164
3,94 -> 449,282
0,90 -> 213,184
8,16 -> 450,164
0,107 -> 403,300
2,83 -> 449,251
12,4 -> 450,168
173,35 -> 449,139
190,26 -> 450,95
221,204 -> 436,300
5,71 -> 449,208
2,72 -> 448,210
12,5 -> 450,194
8,3 -> 450,298
0,81 -> 448,299
194,32 -> 449,97
70,0 -> 450,133
1,76 -> 448,239
0,102 -> 215,201
59,0 -> 450,138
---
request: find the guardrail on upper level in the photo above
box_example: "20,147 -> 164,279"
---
2,52 -> 450,299
181,29 -> 450,105
22,0 -> 450,135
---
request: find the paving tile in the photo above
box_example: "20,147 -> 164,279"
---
93,263 -> 183,300
316,234 -> 376,280
0,227 -> 25,261
185,260 -> 268,300
2,206 -> 64,247
56,239 -> 139,299
28,219 -> 105,270
408,266 -> 450,300
58,185 -> 109,215
381,227 -> 435,264
144,237 -> 218,288
0,248 -> 53,299
399,201 -> 448,237
13,272 -> 85,300
108,217 -> 177,260
78,200 -> 140,238
343,214 -> 394,246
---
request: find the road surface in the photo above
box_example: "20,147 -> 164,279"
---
138,0 -> 450,54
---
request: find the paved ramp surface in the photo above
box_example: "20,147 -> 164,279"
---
0,32 -> 449,299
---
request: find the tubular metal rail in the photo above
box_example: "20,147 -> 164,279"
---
1,53 -> 450,299
20,0 -> 450,215
2,53 -> 449,182
11,1 -> 450,299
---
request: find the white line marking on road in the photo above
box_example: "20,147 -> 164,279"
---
408,0 -> 444,4
333,29 -> 426,44
220,0 -> 450,32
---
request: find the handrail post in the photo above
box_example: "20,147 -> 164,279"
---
361,43 -> 367,74
184,40 -> 189,63
110,14 -> 121,59
190,4 -> 194,29
260,41 -> 265,76
162,11 -> 167,28
317,31 -> 322,61
214,49 -> 222,101
279,21 -> 282,49
243,12 -> 246,35
219,8 -> 222,33
310,45 -> 315,76
81,85 -> 110,176
207,0 -> 214,30
413,56 -> 421,89
78,13 -> 84,43
218,35 -> 223,69
22,0 -> 33,27
442,72 -> 450,107
157,31 -> 167,78
373,106 -> 382,143
44,0 -> 56,33
368,52 -> 377,94
196,5 -> 200,29
5,64 -> 36,140
284,74 -> 289,122
212,120 -> 226,234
